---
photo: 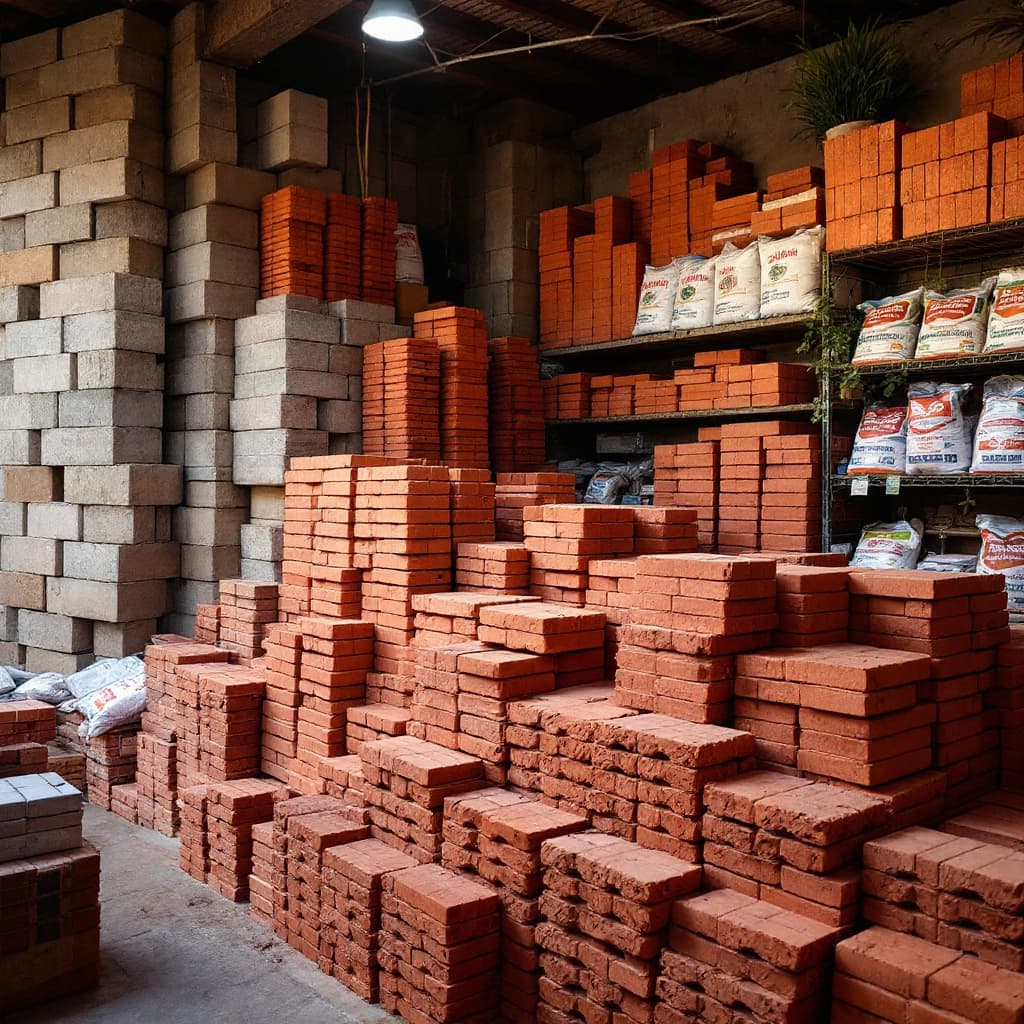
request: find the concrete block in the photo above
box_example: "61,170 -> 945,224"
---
170,579 -> 218,618
168,205 -> 258,250
59,389 -> 163,429
378,324 -> 408,342
182,430 -> 232,469
62,311 -> 165,355
275,167 -> 342,192
184,163 -> 275,211
250,487 -> 285,521
328,345 -> 361,376
338,319 -> 384,347
5,319 -> 61,358
0,606 -> 17,642
12,353 -> 74,394
26,503 -> 81,542
63,541 -> 179,583
93,201 -> 168,247
0,218 -> 26,254
318,399 -> 361,434
1,536 -> 61,576
92,619 -> 158,658
24,205 -> 93,248
59,158 -> 164,207
0,175 -> 56,218
180,544 -> 239,582
235,338 -> 330,375
0,572 -> 45,611
168,66 -> 236,134
230,394 -> 317,431
61,9 -> 167,59
240,558 -> 280,583
24,648 -> 93,674
0,503 -> 27,537
0,358 -> 11,396
257,125 -> 327,172
0,142 -> 42,185
39,273 -> 162,317
173,505 -> 246,546
327,299 -> 395,323
0,430 -> 41,466
167,124 -> 237,175
76,351 -> 162,391
166,281 -> 256,323
233,368 -> 348,400
257,89 -> 327,133
82,506 -> 155,545
5,97 -> 71,145
60,237 -> 163,281
165,318 -> 233,357
234,309 -> 339,346
74,85 -> 163,132
35,49 -> 164,104
183,481 -> 247,509
240,522 -> 282,562
0,287 -> 38,324
0,394 -> 59,430
40,427 -> 162,466
3,466 -> 59,503
63,464 -> 180,506
0,641 -> 24,664
165,354 -> 234,396
0,30 -> 58,76
46,577 -> 168,623
233,427 -> 327,461
182,392 -> 230,430
18,610 -> 92,653
254,294 -> 323,315
0,246 -> 57,287
166,241 -> 257,288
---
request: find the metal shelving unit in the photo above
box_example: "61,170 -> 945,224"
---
548,403 -> 818,428
832,474 -> 1024,489
847,350 -> 1024,378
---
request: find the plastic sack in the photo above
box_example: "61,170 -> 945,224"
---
917,552 -> 978,573
66,657 -> 142,700
970,375 -> 1024,473
670,256 -> 715,331
584,470 -> 629,504
76,660 -> 147,738
714,239 -> 761,325
984,267 -> 1024,353
851,519 -> 924,569
11,673 -> 71,705
905,382 -> 973,475
848,404 -> 908,475
851,288 -> 924,365
394,223 -> 424,284
633,261 -> 682,335
977,514 -> 1024,611
0,667 -> 14,697
914,279 -> 995,359
758,227 -> 822,318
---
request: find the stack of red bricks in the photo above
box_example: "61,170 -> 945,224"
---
634,506 -> 699,554
262,622 -> 303,783
194,602 -> 220,642
992,625 -> 1024,789
279,458 -> 324,621
378,862 -> 500,1024
702,771 -> 889,927
542,372 -> 591,421
360,735 -> 484,863
612,237 -> 648,341
109,779 -> 139,824
455,541 -> 531,593
689,152 -> 757,257
179,783 -> 211,882
360,197 -> 398,305
260,186 -> 326,299
760,428 -> 823,553
442,788 -> 588,1024
654,438 -> 719,551
320,837 -> 416,1001
494,472 -> 576,541
324,192 -> 362,302
590,196 -> 633,344
83,727 -> 137,811
711,189 -> 763,253
488,336 -> 545,474
135,720 -> 178,836
537,831 -> 702,1024
448,468 -> 496,545
413,306 -> 490,470
317,752 -> 367,799
249,819 -> 277,929
197,663 -> 265,783
717,422 -> 767,553
962,51 -> 1024,130
361,337 -> 441,461
662,887 -> 841,1023
411,592 -> 539,649
991,132 -> 1024,222
539,205 -> 593,348
0,701 -> 54,780
584,557 -> 637,655
772,563 -> 850,648
649,139 -> 706,262
750,165 -> 826,236
216,579 -> 279,662
345,705 -> 409,757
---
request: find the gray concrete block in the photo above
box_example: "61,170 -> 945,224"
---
173,505 -> 246,546
234,338 -> 330,375
182,392 -> 230,430
0,606 -> 17,642
327,433 -> 361,456
182,429 -> 232,469
0,217 -> 26,255
46,576 -> 168,623
165,354 -> 234,396
0,358 -> 11,396
2,465 -> 58,503
5,97 -> 71,145
328,345 -> 361,376
0,286 -> 38,324
1,536 -> 61,576
166,281 -> 256,323
166,241 -> 258,288
39,273 -> 162,317
59,237 -> 164,280
93,200 -> 168,247
12,353 -> 74,394
235,309 -> 339,346
257,89 -> 327,133
165,318 -> 233,357
274,167 -> 342,192
233,368 -> 349,400
24,204 -> 93,248
4,318 -> 61,358
257,124 -> 327,172
25,502 -> 81,542
167,124 -> 237,175
182,463 -> 235,484
76,350 -> 162,391
74,85 -> 163,132
254,294 -> 323,315
58,389 -> 163,429
0,430 -> 40,465
18,610 -> 92,653
64,464 -> 180,507
168,205 -> 258,250
180,543 -> 239,582
0,174 -> 56,218
318,399 -> 361,434
183,481 -> 248,509
0,394 -> 58,430
62,311 -> 165,355
230,394 -> 317,431
92,618 -> 158,658
327,299 -> 395,323
0,571 -> 45,610
82,505 -> 155,545
24,648 -> 92,674
170,578 -> 218,618
240,558 -> 281,583
0,503 -> 26,537
61,9 -> 167,59
59,159 -> 164,208
0,640 -> 24,664
63,540 -> 179,583
184,162 -> 275,211
338,318 -> 384,347
36,49 -> 164,103
240,522 -> 282,562
0,29 -> 58,77
40,427 -> 162,466
0,141 -> 41,185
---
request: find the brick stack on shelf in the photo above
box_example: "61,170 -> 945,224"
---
538,205 -> 593,348
750,166 -> 826,237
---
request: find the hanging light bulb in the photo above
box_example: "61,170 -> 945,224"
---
362,0 -> 424,42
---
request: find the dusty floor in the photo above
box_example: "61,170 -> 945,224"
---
10,804 -> 395,1024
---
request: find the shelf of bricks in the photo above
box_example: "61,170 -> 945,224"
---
822,49 -> 1024,561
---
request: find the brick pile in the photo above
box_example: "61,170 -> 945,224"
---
259,185 -> 325,299
584,557 -> 637,658
216,578 -> 278,661
317,752 -> 367,799
324,192 -> 361,302
134,726 -> 178,835
717,423 -> 766,553
345,705 -> 409,757
750,165 -> 826,236
773,563 -> 849,647
45,740 -> 86,792
654,439 -> 719,551
261,622 -> 303,782
455,541 -> 531,593
0,701 -> 55,780
962,51 -> 1024,129
194,603 -> 220,642
248,819 -> 277,929
411,591 -> 539,648
360,197 -> 398,306
494,472 -> 576,541
486,337 -> 545,473
760,430 -> 822,553
83,725 -> 136,811
448,468 -> 496,545
538,205 -> 593,348
633,506 -> 699,555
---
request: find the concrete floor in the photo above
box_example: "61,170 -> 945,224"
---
10,804 -> 395,1024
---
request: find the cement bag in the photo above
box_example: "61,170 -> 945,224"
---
984,268 -> 1024,353
76,659 -> 147,738
847,404 -> 908,475
918,553 -> 978,573
0,667 -> 14,697
850,519 -> 924,569
905,382 -> 973,475
633,261 -> 682,335
66,656 -> 140,700
11,673 -> 71,704
851,288 -> 924,365
914,279 -> 995,359
394,223 -> 424,284
758,226 -> 822,318
714,239 -> 761,325
970,376 -> 1024,473
977,514 -> 1024,611
670,256 -> 716,331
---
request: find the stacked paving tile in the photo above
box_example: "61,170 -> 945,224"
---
455,541 -> 532,593
487,336 -> 546,475
494,472 -> 576,541
0,699 -> 55,784
83,724 -> 137,811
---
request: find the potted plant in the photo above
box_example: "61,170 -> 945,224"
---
957,1 -> 1024,50
789,19 -> 916,143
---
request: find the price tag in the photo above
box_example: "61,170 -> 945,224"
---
885,475 -> 901,495
850,478 -> 869,496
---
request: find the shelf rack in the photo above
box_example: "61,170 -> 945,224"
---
832,474 -> 1024,489
839,350 -> 1024,378
548,403 -> 818,429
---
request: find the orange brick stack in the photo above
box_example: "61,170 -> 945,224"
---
494,472 -> 576,541
344,704 -> 409,757
414,306 -> 490,470
591,372 -> 652,416
651,139 -> 706,264
702,772 -> 889,926
633,505 -> 699,555
991,133 -> 1024,220
411,592 -> 539,649
455,540 -> 531,593
628,168 -> 653,245
760,428 -> 823,553
900,112 -> 1005,236
448,468 -> 495,545
654,439 -> 720,551
545,371 -> 591,420
612,240 -> 648,340
824,121 -> 905,251
260,185 -> 326,299
717,423 -> 766,554
179,783 -> 211,881
591,195 -> 632,344
361,337 -> 441,461
83,727 -> 136,811
584,556 -> 637,631
991,626 -> 1024,790
773,564 -> 850,648
711,190 -> 763,253
0,700 -> 55,748
571,233 -> 595,344
441,789 -> 589,1024
324,193 -> 362,302
278,459 -> 324,621
261,623 -> 302,783
539,205 -> 593,348
751,165 -> 826,237
360,197 -> 398,305
194,603 -> 220,643
689,153 -> 756,257
216,579 -> 279,662
196,663 -> 266,783
487,336 -> 545,474
135,725 -> 178,836
961,51 -> 1024,132
248,819 -> 276,928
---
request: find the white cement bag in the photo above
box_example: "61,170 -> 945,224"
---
918,552 -> 978,572
11,673 -> 71,704
633,261 -> 682,335
851,519 -> 924,569
970,375 -> 1024,473
914,279 -> 995,359
0,667 -> 14,697
77,661 -> 147,738
714,240 -> 761,325
395,223 -> 424,284
848,404 -> 908,475
906,381 -> 973,475
984,267 -> 1024,353
670,256 -> 715,331
66,657 -> 140,700
977,514 -> 1024,610
758,227 -> 822,318
851,288 -> 924,365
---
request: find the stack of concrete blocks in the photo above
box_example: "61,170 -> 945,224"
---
0,11 -> 185,669
241,487 -> 285,583
256,89 -> 328,174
